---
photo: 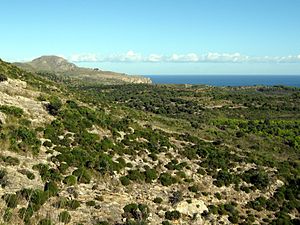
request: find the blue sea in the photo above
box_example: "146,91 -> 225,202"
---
145,75 -> 300,87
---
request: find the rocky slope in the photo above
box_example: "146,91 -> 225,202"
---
0,58 -> 299,225
14,56 -> 152,85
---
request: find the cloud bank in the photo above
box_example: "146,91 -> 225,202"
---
69,51 -> 300,63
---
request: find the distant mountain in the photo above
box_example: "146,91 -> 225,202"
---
15,55 -> 152,85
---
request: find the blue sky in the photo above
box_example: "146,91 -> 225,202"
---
1,0 -> 300,75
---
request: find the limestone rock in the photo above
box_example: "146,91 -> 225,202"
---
176,199 -> 208,217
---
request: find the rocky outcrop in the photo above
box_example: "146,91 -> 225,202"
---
0,78 -> 54,126
176,199 -> 208,217
120,76 -> 152,84
29,55 -> 77,72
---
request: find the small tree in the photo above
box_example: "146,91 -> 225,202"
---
0,73 -> 8,82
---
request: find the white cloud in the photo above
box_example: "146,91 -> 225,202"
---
166,53 -> 200,62
147,54 -> 163,62
70,53 -> 98,62
69,52 -> 300,63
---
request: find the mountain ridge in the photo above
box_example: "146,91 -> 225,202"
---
14,55 -> 152,85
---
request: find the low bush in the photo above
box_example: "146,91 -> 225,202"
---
46,96 -> 62,116
18,169 -> 35,180
18,206 -> 34,223
3,208 -> 12,222
86,200 -> 96,207
1,155 -> 20,166
153,197 -> 163,204
59,211 -> 71,224
3,194 -> 19,208
144,168 -> 158,183
0,105 -> 23,117
68,199 -> 81,210
120,176 -> 131,186
38,218 -> 53,225
127,169 -> 145,182
165,210 -> 181,220
72,167 -> 92,184
43,140 -> 53,148
0,169 -> 8,187
123,203 -> 150,221
63,175 -> 77,186
29,189 -> 49,211
159,173 -> 177,186
188,185 -> 200,193
44,181 -> 59,197
0,73 -> 8,82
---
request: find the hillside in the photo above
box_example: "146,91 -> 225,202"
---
14,56 -> 152,85
0,58 -> 299,225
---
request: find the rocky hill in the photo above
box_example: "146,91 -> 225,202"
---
15,56 -> 152,85
0,58 -> 299,225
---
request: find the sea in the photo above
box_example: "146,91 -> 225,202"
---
145,75 -> 300,87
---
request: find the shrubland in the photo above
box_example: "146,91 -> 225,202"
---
0,58 -> 299,224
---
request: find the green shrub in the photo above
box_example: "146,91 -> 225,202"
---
53,197 -> 68,208
86,200 -> 96,207
123,203 -> 149,221
153,197 -> 163,204
68,200 -> 81,210
9,126 -> 41,154
228,214 -> 239,223
44,181 -> 59,197
3,194 -> 19,208
29,189 -> 49,211
214,192 -> 222,200
162,221 -> 172,225
3,208 -> 12,222
117,157 -> 127,166
197,167 -> 206,175
0,105 -> 23,117
165,210 -> 181,220
38,218 -> 53,225
59,211 -> 71,224
208,205 -> 218,214
72,167 -> 91,184
1,155 -> 20,165
18,206 -> 34,223
144,168 -> 158,183
0,169 -> 8,187
63,175 -> 77,186
159,173 -> 176,186
26,171 -> 35,180
58,162 -> 69,174
149,153 -> 158,161
43,140 -> 53,148
127,169 -> 145,182
0,73 -> 8,82
241,169 -> 269,190
138,204 -> 150,220
18,188 -> 34,200
18,169 -> 35,180
120,176 -> 131,186
46,96 -> 62,115
123,203 -> 138,213
188,185 -> 199,193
